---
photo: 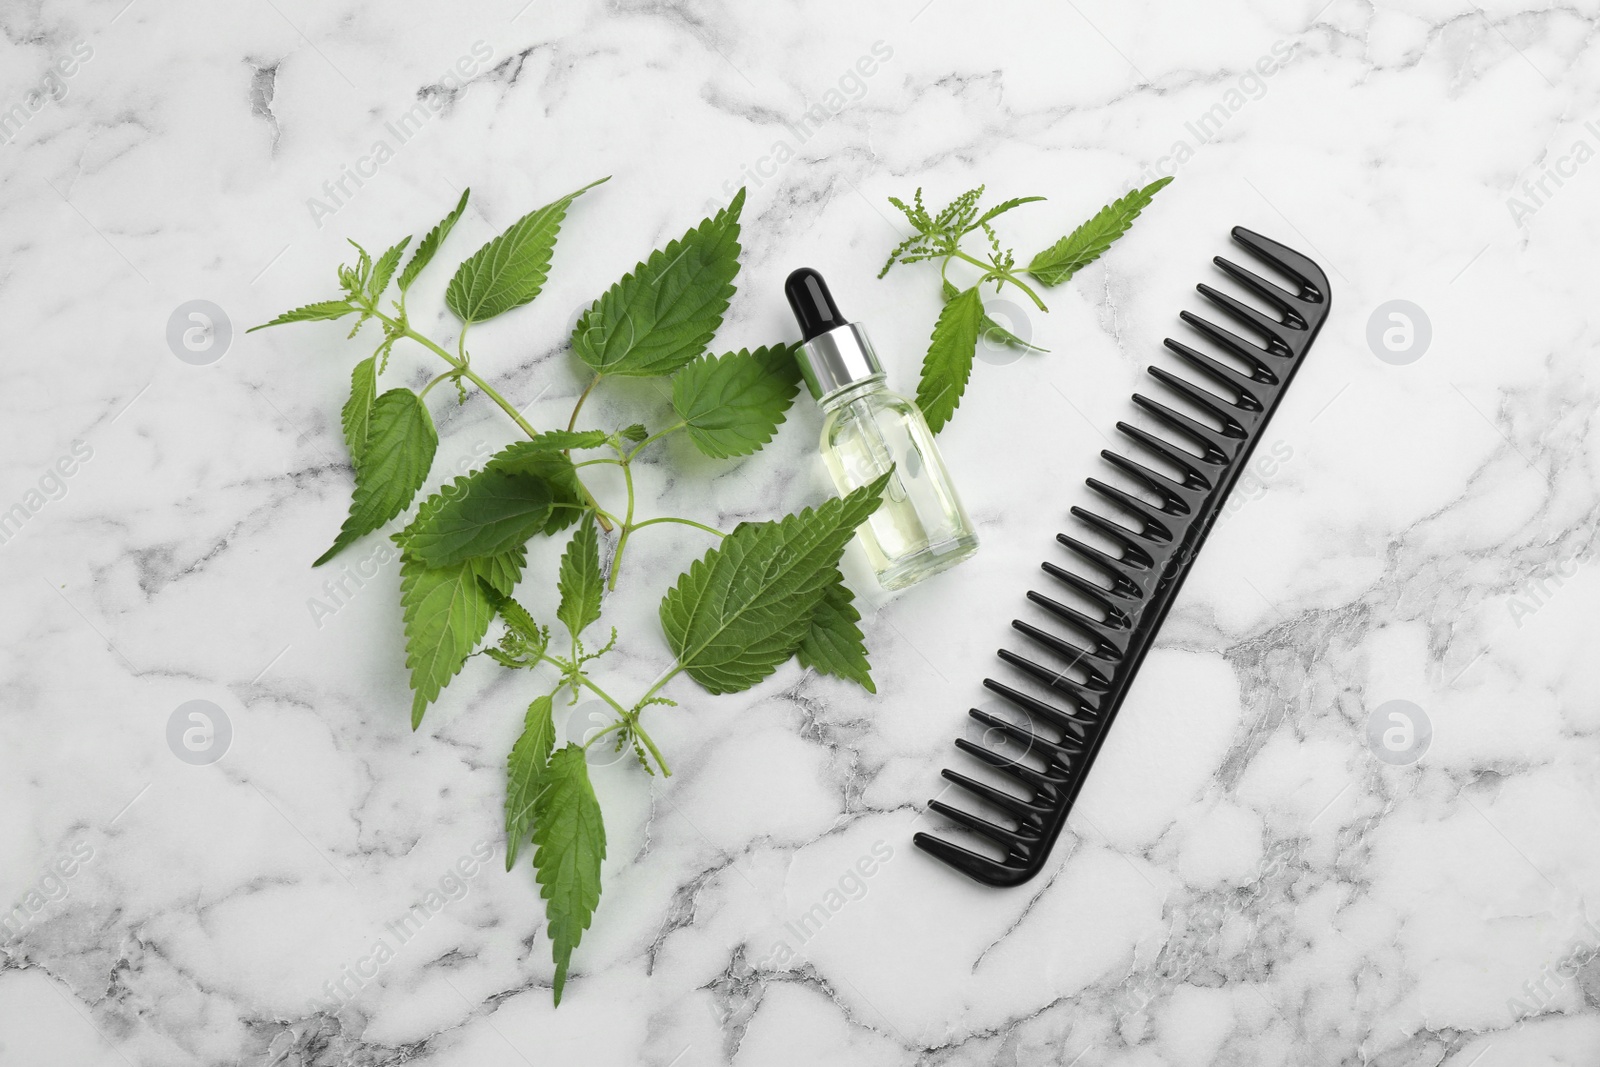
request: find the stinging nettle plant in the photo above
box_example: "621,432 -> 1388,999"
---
880,176 -> 1173,433
251,180 -> 887,1005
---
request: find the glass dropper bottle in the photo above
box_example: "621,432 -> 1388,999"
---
785,267 -> 980,590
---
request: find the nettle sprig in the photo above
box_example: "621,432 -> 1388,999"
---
251,181 -> 886,1005
880,176 -> 1173,433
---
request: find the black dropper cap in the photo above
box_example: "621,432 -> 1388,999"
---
785,267 -> 848,341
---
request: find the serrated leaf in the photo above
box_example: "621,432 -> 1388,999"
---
446,178 -> 607,324
917,285 -> 984,434
940,280 -> 1048,354
486,440 -> 589,536
398,469 -> 553,568
368,236 -> 412,300
489,586 -> 544,645
797,568 -> 875,693
571,188 -> 744,378
970,195 -> 1046,232
659,474 -> 889,695
619,423 -> 648,443
528,429 -> 609,451
532,744 -> 606,1006
248,300 -> 357,332
506,694 -> 555,869
557,514 -> 603,639
315,388 -> 438,566
671,345 -> 801,459
399,546 -> 525,728
340,357 -> 378,458
400,188 -> 470,292
1027,176 -> 1173,287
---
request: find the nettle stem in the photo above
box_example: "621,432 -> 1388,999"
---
372,299 -> 706,753
949,249 -> 1049,311
363,302 -> 615,532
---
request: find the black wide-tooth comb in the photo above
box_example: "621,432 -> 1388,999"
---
914,227 -> 1332,886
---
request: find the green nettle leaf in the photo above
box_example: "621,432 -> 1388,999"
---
532,744 -> 606,1006
368,236 -> 412,300
399,545 -> 526,728
571,188 -> 745,378
248,300 -> 357,332
340,357 -> 379,459
1027,176 -> 1173,287
557,514 -> 603,639
483,586 -> 550,669
492,589 -> 544,646
796,568 -> 875,693
618,423 -> 649,443
973,195 -> 1046,230
316,388 -> 438,566
521,429 -> 609,451
399,470 -> 554,568
940,280 -> 1047,354
659,474 -> 889,694
486,440 -> 590,536
917,285 -> 984,434
400,188 -> 470,292
446,177 -> 608,325
506,694 -> 556,869
671,345 -> 801,459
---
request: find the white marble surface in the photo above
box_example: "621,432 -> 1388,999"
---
3,0 -> 1600,1063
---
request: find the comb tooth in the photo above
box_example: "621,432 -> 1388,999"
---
1086,477 -> 1176,539
1231,226 -> 1329,304
969,707 -> 1087,761
1069,508 -> 1156,569
1038,563 -> 1134,626
1163,338 -> 1272,400
1114,423 -> 1214,492
927,799 -> 1035,849
1099,451 -> 1195,514
912,831 -> 1025,886
1212,256 -> 1307,327
1197,284 -> 1296,349
955,737 -> 1069,789
984,678 -> 1099,739
1058,530 -> 1148,589
998,649 -> 1105,715
1010,620 -> 1112,688
1131,394 -> 1234,463
1179,310 -> 1279,364
1023,591 -> 1128,662
1148,367 -> 1248,436
942,769 -> 1053,823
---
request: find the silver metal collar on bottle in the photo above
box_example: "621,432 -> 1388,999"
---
798,323 -> 884,402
